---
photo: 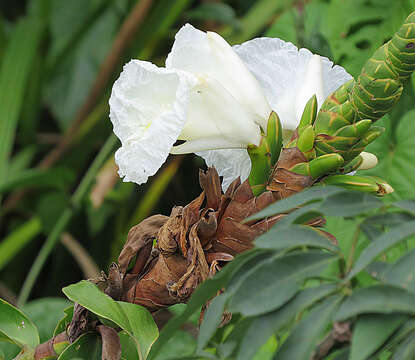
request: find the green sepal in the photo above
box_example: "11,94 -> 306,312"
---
247,112 -> 283,196
297,125 -> 315,153
266,111 -> 283,166
247,141 -> 272,196
340,155 -> 363,173
333,119 -> 372,138
290,153 -> 344,179
321,174 -> 393,196
298,95 -> 317,134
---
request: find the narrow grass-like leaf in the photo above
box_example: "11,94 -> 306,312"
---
0,168 -> 74,194
0,217 -> 42,272
350,314 -> 407,360
18,135 -> 118,306
255,224 -> 338,252
229,251 -> 336,316
63,280 -> 158,359
0,17 -> 44,176
335,285 -> 415,321
236,284 -> 337,360
347,221 -> 415,280
0,298 -> 39,348
275,294 -> 343,360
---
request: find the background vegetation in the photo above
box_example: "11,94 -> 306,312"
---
1,0 -> 415,359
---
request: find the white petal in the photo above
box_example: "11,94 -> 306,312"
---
196,149 -> 251,191
179,75 -> 261,147
295,55 -> 324,122
357,152 -> 378,170
234,38 -> 352,131
109,60 -> 197,184
166,24 -> 271,130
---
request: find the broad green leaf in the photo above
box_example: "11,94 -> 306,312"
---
350,314 -> 407,360
229,251 -> 336,316
22,298 -> 70,343
347,221 -> 415,280
0,17 -> 44,177
335,285 -> 415,321
275,294 -> 343,359
255,224 -> 338,252
363,110 -> 415,201
0,217 -> 42,272
197,293 -> 228,352
0,168 -> 75,194
236,284 -> 337,360
57,332 -> 101,360
63,280 -> 158,359
119,331 -> 139,360
321,0 -> 409,77
392,331 -> 415,360
153,330 -> 196,360
246,186 -> 343,221
0,298 -> 39,348
54,306 -> 74,337
148,249 -> 265,360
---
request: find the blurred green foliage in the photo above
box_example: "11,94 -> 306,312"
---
1,0 -> 415,358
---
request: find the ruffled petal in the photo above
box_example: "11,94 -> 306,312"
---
233,38 -> 352,131
196,149 -> 251,191
166,24 -> 271,130
109,60 -> 197,184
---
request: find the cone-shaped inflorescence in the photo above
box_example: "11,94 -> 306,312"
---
269,11 -> 415,195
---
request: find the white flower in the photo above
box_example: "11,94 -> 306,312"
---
109,24 -> 352,190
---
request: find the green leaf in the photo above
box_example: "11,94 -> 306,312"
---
392,331 -> 415,360
363,110 -> 415,201
255,224 -> 338,252
0,298 -> 39,348
22,298 -> 70,343
119,331 -> 139,360
380,248 -> 415,293
246,186 -> 343,221
275,294 -> 343,360
0,17 -> 44,177
0,168 -> 75,194
54,306 -> 74,337
335,285 -> 415,321
148,250 -> 265,360
57,332 -> 101,360
229,251 -> 336,316
347,221 -> 415,280
236,284 -> 337,360
62,280 -> 158,359
395,200 -> 415,216
0,217 -> 42,272
197,293 -> 228,352
350,314 -> 407,360
319,191 -> 383,217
